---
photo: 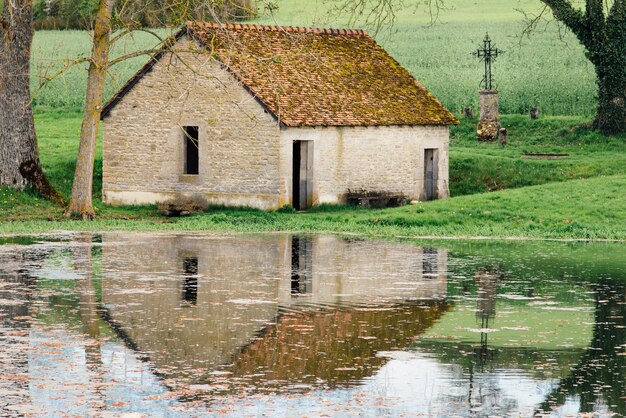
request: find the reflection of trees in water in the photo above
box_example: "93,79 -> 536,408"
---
536,281 -> 626,416
71,234 -> 106,410
0,248 -> 42,414
423,268 -> 626,417
0,237 -> 108,413
417,339 -> 583,417
416,265 -> 588,417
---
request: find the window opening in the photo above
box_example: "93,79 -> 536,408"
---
183,126 -> 199,175
422,248 -> 438,278
182,257 -> 198,305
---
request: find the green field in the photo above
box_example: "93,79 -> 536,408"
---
31,0 -> 596,116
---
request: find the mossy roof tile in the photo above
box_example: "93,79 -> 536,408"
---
103,22 -> 458,127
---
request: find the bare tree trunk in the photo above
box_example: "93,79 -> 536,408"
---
0,0 -> 63,204
65,0 -> 115,219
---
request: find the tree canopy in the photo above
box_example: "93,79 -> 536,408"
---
32,0 -> 257,29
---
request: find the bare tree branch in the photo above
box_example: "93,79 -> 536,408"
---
33,56 -> 91,96
517,5 -> 551,40
108,48 -> 161,67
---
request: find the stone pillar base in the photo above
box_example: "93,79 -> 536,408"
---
477,90 -> 500,141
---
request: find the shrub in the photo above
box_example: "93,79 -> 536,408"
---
157,195 -> 208,216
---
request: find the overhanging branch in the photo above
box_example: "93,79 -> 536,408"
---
540,0 -> 590,39
108,49 -> 160,67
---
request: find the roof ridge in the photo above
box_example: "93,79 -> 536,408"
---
187,21 -> 369,36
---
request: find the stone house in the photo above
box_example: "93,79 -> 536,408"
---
101,22 -> 458,210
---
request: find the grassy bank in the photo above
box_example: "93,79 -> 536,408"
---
450,115 -> 626,195
1,112 -> 624,239
2,175 -> 625,239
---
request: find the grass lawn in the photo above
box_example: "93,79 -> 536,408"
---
0,112 -> 624,240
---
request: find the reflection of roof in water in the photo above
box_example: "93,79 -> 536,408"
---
226,301 -> 450,390
100,300 -> 450,395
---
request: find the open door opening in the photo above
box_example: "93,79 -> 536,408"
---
424,149 -> 439,201
292,141 -> 313,210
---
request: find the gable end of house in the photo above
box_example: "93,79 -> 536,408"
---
100,28 -> 281,125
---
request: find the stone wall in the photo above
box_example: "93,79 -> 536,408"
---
103,37 -> 282,209
280,125 -> 450,205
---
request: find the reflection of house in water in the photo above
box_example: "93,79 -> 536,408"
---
290,236 -> 312,296
100,233 -> 449,389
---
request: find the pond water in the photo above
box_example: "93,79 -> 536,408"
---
0,233 -> 625,417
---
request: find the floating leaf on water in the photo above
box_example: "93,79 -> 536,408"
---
463,328 -> 500,333
226,299 -> 277,305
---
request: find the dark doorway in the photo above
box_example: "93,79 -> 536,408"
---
424,149 -> 438,201
183,126 -> 199,175
182,257 -> 198,305
292,141 -> 313,210
291,236 -> 312,296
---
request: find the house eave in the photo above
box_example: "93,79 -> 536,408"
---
100,28 -> 189,120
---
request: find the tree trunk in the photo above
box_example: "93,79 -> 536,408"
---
594,71 -> 626,135
0,0 -> 63,204
65,0 -> 114,219
592,35 -> 626,135
541,0 -> 626,135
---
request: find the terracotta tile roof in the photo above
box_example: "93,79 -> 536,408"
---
188,22 -> 457,127
102,22 -> 458,127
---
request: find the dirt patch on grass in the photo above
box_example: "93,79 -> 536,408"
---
522,153 -> 570,159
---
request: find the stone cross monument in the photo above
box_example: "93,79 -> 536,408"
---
473,34 -> 503,141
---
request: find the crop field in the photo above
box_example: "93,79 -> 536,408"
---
31,0 -> 596,116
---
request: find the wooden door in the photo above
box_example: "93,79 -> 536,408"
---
424,149 -> 438,201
